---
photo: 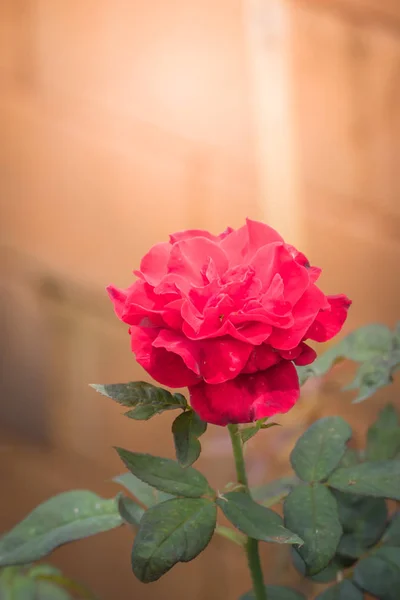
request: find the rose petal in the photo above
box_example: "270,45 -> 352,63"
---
293,343 -> 317,366
268,285 -> 328,350
130,326 -> 200,388
138,242 -> 171,286
306,294 -> 351,342
242,344 -> 281,373
168,238 -> 229,285
153,330 -> 253,384
246,218 -> 283,252
189,362 -> 299,425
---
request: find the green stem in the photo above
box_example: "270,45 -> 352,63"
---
228,424 -> 267,600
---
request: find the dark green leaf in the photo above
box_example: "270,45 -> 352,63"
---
354,546 -> 400,600
117,495 -> 144,526
0,491 -> 122,567
383,512 -> 400,546
284,484 -> 342,574
291,548 -> 347,583
339,448 -> 359,468
366,404 -> 400,461
172,410 -> 207,467
328,460 -> 400,500
217,492 -> 302,545
333,490 -> 387,556
315,580 -> 363,600
240,585 -> 306,600
113,472 -> 173,507
131,498 -> 216,582
91,381 -> 187,420
290,417 -> 352,482
251,476 -> 299,506
116,448 -> 213,498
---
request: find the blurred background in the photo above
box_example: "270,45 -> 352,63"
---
1,0 -> 400,598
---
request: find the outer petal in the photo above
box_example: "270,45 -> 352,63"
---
188,361 -> 299,425
246,218 -> 283,252
153,330 -> 253,384
268,285 -> 328,350
306,294 -> 351,342
137,242 -> 171,286
107,284 -> 129,320
129,326 -> 200,388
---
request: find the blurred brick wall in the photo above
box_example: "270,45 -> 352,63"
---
1,1 -> 400,599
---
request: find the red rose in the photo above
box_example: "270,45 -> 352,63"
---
107,219 -> 351,425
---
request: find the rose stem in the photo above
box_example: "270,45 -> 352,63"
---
227,424 -> 267,600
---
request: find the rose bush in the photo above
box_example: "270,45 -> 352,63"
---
107,219 -> 350,425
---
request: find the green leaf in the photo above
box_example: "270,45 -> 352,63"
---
347,355 -> 394,403
354,546 -> 400,600
116,448 -> 213,498
339,448 -> 359,468
291,548 -> 348,583
251,476 -> 299,506
4,575 -> 37,599
214,525 -> 246,546
91,381 -> 187,420
0,568 -> 73,600
0,491 -> 122,567
216,492 -> 302,545
284,484 -> 342,574
297,323 -> 400,401
240,585 -> 306,600
383,512 -> 400,546
113,472 -> 173,507
172,410 -> 207,467
35,581 -> 72,600
290,417 -> 352,482
333,490 -> 387,557
315,580 -> 363,600
131,498 -> 216,582
240,419 -> 280,443
117,495 -> 144,526
328,460 -> 400,500
366,404 -> 400,461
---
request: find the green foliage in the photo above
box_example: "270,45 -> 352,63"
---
240,419 -> 280,443
216,492 -> 302,545
116,448 -> 213,498
113,472 -> 173,507
284,484 -> 342,574
328,460 -> 400,500
0,564 -> 94,599
290,417 -> 352,482
353,546 -> 400,600
291,549 -> 349,584
315,580 -> 363,600
366,404 -> 400,461
172,410 -> 207,467
251,476 -> 299,506
240,585 -> 306,600
0,491 -> 122,567
334,491 -> 387,558
131,498 -> 216,583
117,495 -> 145,527
383,512 -> 400,546
91,381 -> 187,420
297,322 -> 400,402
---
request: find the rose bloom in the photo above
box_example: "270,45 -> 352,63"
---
108,219 -> 350,426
